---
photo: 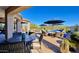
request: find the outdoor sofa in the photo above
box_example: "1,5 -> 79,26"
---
0,32 -> 27,53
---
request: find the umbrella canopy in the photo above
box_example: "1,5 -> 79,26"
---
40,24 -> 47,26
44,20 -> 64,25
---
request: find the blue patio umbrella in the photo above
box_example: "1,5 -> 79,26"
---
44,20 -> 65,25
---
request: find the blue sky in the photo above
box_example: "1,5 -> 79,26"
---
20,6 -> 79,26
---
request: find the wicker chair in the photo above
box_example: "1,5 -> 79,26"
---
0,41 -> 26,53
0,43 -> 9,53
8,41 -> 25,53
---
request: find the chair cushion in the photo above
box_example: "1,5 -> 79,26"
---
0,34 -> 5,44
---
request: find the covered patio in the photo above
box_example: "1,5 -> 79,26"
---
1,6 -> 77,53
0,6 -> 31,53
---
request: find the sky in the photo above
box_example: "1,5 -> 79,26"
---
20,6 -> 79,26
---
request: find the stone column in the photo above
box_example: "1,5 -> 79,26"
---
27,22 -> 30,34
17,20 -> 22,32
7,14 -> 14,39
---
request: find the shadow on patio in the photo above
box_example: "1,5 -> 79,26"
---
42,39 -> 61,53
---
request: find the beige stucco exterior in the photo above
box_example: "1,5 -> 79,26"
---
0,8 -> 5,17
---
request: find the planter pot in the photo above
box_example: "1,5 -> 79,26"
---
76,43 -> 79,53
60,40 -> 70,53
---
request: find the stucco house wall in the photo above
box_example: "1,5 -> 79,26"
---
0,8 -> 5,17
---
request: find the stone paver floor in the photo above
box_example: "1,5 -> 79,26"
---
31,36 -> 62,53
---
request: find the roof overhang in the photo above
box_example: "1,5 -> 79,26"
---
6,6 -> 31,15
0,6 -> 9,10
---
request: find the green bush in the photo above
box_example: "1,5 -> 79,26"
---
70,32 -> 79,42
69,40 -> 77,47
62,39 -> 76,48
73,32 -> 79,36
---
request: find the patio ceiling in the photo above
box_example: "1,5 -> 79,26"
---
0,6 -> 9,9
0,6 -> 9,23
6,6 -> 31,15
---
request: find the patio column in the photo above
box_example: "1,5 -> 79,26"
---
7,14 -> 14,39
5,6 -> 31,40
17,20 -> 22,32
27,22 -> 30,34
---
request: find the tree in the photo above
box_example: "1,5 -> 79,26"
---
30,24 -> 40,30
74,24 -> 79,31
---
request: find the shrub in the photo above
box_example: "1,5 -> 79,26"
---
70,32 -> 79,42
61,39 -> 76,50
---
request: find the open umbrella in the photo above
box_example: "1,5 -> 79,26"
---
40,24 -> 47,26
44,20 -> 64,25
